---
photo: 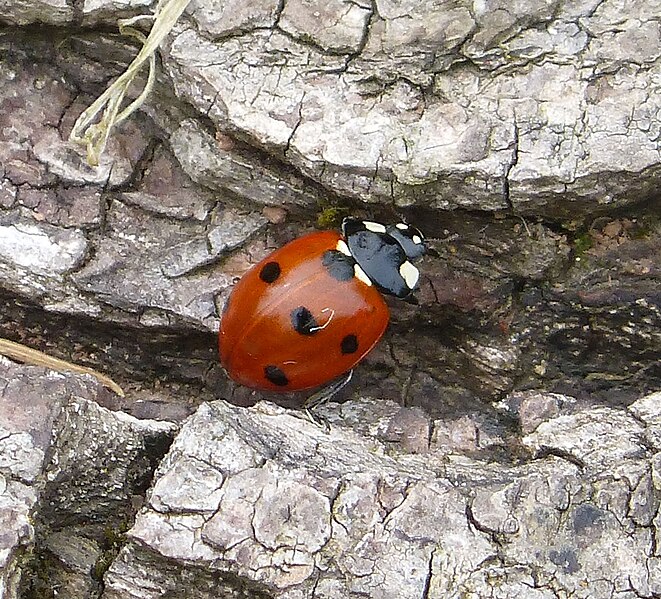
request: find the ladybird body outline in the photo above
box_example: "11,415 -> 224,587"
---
219,220 -> 427,392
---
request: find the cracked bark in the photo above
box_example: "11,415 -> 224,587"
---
0,0 -> 660,597
95,397 -> 661,598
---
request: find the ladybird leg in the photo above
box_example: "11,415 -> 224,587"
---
303,369 -> 353,433
304,408 -> 331,432
304,369 -> 353,412
302,370 -> 354,430
400,364 -> 417,407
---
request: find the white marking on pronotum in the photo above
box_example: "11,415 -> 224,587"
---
336,239 -> 351,256
309,308 -> 335,333
412,234 -> 422,245
396,222 -> 409,230
354,264 -> 373,286
400,261 -> 419,290
363,221 -> 387,233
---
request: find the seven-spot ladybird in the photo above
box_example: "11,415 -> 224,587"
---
219,218 -> 428,392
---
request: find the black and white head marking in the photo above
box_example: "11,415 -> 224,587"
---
386,222 -> 426,260
399,260 -> 420,291
362,221 -> 387,234
341,218 -> 427,302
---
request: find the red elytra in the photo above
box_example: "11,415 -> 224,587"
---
219,230 -> 390,392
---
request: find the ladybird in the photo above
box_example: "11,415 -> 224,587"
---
219,218 -> 428,392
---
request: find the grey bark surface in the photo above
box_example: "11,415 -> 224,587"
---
0,358 -> 175,599
0,0 -> 660,597
99,396 -> 661,598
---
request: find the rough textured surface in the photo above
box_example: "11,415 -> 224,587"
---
0,357 -> 53,599
0,0 -> 660,597
2,0 -> 658,212
102,394 -> 661,598
0,358 -> 175,599
161,0 -> 661,214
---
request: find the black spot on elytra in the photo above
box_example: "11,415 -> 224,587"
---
259,261 -> 281,283
291,306 -> 319,336
341,334 -> 358,354
264,365 -> 289,387
322,250 -> 355,282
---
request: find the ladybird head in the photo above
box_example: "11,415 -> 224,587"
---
341,218 -> 428,304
